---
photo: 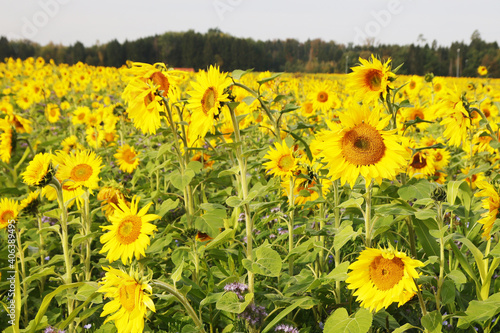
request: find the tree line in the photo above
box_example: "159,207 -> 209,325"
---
1,29 -> 499,77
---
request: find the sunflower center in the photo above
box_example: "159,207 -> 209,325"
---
366,69 -> 383,91
410,154 -> 427,169
369,256 -> 405,291
122,149 -> 136,164
409,81 -> 416,90
70,164 -> 93,182
434,152 -> 443,162
50,108 -> 57,117
1,210 -> 14,223
483,108 -> 491,118
411,109 -> 425,120
150,71 -> 170,97
78,113 -> 85,120
317,91 -> 328,103
341,123 -> 386,166
117,215 -> 142,245
304,102 -> 313,114
118,283 -> 138,312
201,87 -> 217,115
434,83 -> 442,92
278,154 -> 295,172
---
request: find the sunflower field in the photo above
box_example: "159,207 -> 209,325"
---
1,56 -> 500,333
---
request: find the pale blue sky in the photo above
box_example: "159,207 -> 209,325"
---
2,0 -> 499,47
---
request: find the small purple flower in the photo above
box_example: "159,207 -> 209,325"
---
238,303 -> 268,327
42,216 -> 50,223
224,282 -> 248,300
238,213 -> 246,223
83,324 -> 92,329
269,234 -> 276,239
44,256 -> 50,261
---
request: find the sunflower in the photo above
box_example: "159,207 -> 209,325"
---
307,80 -> 337,113
61,135 -> 84,153
46,103 -> 61,123
429,148 -> 450,171
72,106 -> 90,126
56,150 -> 102,192
19,190 -> 41,215
21,152 -> 54,187
474,181 -> 500,239
186,65 -> 232,145
319,104 -> 409,188
97,185 -> 130,218
346,246 -> 424,312
0,198 -> 19,229
0,118 -> 13,163
348,55 -> 395,102
85,127 -> 105,149
461,167 -> 486,190
280,162 -> 331,205
478,66 -> 488,76
435,90 -> 471,147
99,196 -> 159,264
114,144 -> 140,173
407,151 -> 436,179
98,266 -> 155,333
263,141 -> 298,178
8,114 -> 32,133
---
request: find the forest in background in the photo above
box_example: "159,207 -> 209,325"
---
1,28 -> 499,77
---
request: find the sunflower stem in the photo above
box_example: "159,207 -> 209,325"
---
364,181 -> 373,247
435,201 -> 445,311
228,101 -> 255,294
287,176 -> 295,276
15,224 -> 28,328
51,177 -> 75,329
37,214 -> 46,294
152,280 -> 206,332
333,180 -> 342,304
231,82 -> 280,139
83,188 -> 92,282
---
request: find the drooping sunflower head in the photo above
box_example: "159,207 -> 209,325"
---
346,246 -> 424,312
0,198 -> 19,229
56,149 -> 102,192
97,184 -> 130,218
19,190 -> 41,216
263,141 -> 298,178
99,196 -> 159,264
22,152 -> 55,187
321,104 -> 409,187
114,144 -> 140,174
98,266 -> 155,333
348,54 -> 396,102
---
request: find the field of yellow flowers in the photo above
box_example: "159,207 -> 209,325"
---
1,56 -> 500,333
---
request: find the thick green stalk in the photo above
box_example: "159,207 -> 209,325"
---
364,181 -> 373,247
287,177 -> 295,276
435,202 -> 445,310
333,180 -> 342,303
228,103 -> 255,294
15,226 -> 28,327
152,280 -> 206,332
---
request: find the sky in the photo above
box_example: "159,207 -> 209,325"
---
1,0 -> 499,48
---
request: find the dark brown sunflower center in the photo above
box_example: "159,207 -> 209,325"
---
411,109 -> 424,120
434,152 -> 443,162
369,256 -> 405,291
410,154 -> 427,169
1,210 -> 14,223
409,81 -> 416,90
341,123 -> 386,166
144,92 -> 155,108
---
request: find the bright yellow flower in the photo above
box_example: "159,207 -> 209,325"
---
98,267 -> 155,333
263,141 -> 298,178
99,196 -> 159,264
318,104 -> 409,187
46,103 -> 61,123
186,65 -> 232,146
56,150 -> 102,192
478,66 -> 488,76
348,55 -> 395,102
474,181 -> 500,239
21,152 -> 53,187
0,198 -> 19,229
346,246 -> 423,312
114,144 -> 140,173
